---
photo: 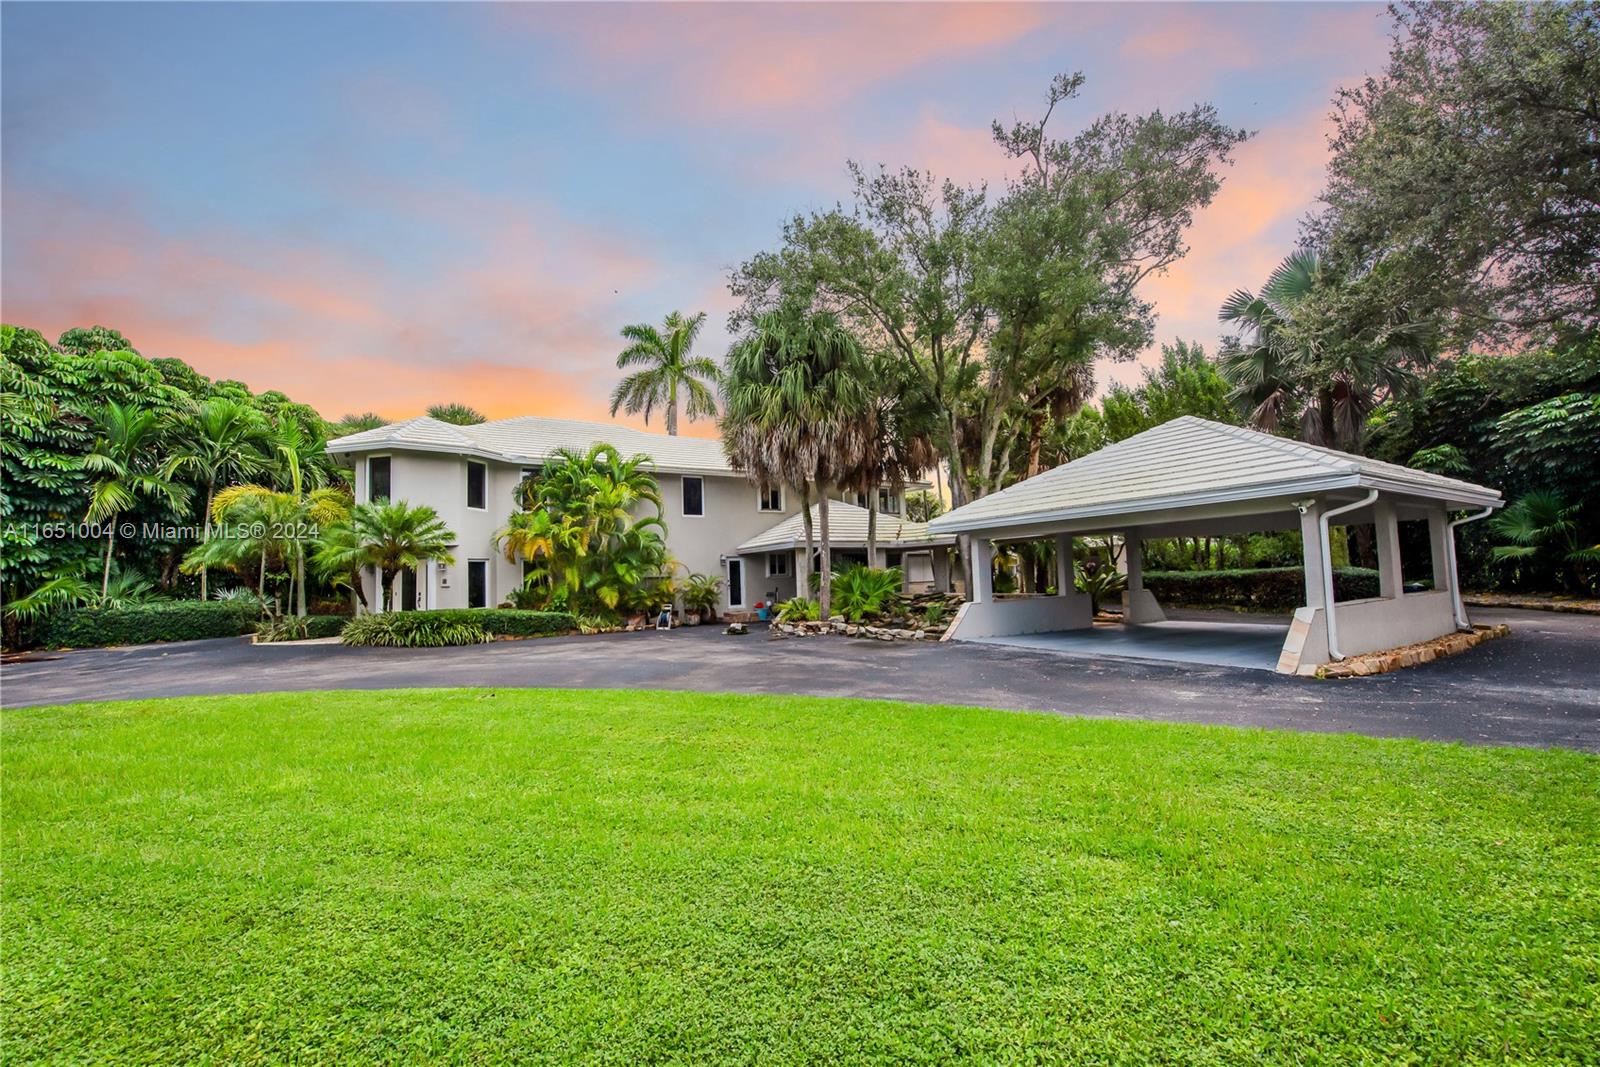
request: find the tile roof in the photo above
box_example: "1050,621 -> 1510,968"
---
327,415 -> 734,475
737,502 -> 954,553
929,416 -> 1502,535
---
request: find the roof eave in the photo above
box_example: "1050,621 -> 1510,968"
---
326,437 -> 739,477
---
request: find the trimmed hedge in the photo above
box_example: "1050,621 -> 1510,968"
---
1144,567 -> 1381,613
44,601 -> 260,649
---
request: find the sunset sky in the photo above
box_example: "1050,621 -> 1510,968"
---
2,1 -> 1392,434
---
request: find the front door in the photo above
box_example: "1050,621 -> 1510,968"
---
468,560 -> 488,609
727,558 -> 744,609
401,567 -> 418,611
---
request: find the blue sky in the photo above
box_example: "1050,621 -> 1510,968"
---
2,2 -> 1392,430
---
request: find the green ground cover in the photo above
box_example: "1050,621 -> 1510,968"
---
3,689 -> 1596,1063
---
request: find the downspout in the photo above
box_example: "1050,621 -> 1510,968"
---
1446,507 -> 1496,631
1318,489 -> 1379,662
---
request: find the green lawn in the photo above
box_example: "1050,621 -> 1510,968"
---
4,690 -> 1597,1064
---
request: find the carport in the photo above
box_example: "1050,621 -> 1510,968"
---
927,417 -> 1503,674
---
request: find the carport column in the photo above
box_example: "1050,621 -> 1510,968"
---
1298,502 -> 1328,610
1426,505 -> 1452,593
1124,533 -> 1144,592
1054,534 -> 1075,596
971,537 -> 995,604
1374,496 -> 1404,599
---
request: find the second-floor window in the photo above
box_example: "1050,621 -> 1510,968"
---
367,456 -> 391,502
878,488 -> 900,515
467,461 -> 487,510
758,485 -> 783,511
682,476 -> 704,517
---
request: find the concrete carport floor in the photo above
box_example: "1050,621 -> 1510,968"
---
966,610 -> 1291,672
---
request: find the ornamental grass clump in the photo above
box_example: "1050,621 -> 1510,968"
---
340,613 -> 490,648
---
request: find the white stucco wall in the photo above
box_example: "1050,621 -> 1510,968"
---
348,450 -> 801,615
944,593 -> 1094,640
1279,590 -> 1460,673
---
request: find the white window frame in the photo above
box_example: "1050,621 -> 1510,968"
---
757,484 -> 784,512
366,454 -> 392,503
766,552 -> 790,578
878,487 -> 900,515
466,460 -> 489,512
681,475 -> 705,519
726,557 -> 745,607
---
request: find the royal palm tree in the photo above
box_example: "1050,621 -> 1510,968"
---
721,308 -> 873,620
164,397 -> 270,599
314,500 -> 457,612
610,311 -> 720,435
82,402 -> 189,597
1218,249 -> 1433,453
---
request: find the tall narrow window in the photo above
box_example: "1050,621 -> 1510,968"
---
466,461 -> 487,510
467,560 -> 488,609
367,456 -> 391,502
682,476 -> 704,517
758,485 -> 783,512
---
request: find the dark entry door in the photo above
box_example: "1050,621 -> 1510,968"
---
727,559 -> 744,608
401,567 -> 418,611
468,560 -> 488,609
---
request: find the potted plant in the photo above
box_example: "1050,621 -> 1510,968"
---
683,573 -> 721,625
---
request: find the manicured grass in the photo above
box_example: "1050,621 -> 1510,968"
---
3,690 -> 1596,1063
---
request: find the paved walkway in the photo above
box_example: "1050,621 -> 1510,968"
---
3,609 -> 1596,752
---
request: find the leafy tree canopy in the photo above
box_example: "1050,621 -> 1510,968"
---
1314,1 -> 1600,345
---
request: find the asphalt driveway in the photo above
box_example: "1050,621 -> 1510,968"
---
3,608 -> 1596,751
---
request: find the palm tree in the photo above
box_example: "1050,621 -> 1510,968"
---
1218,249 -> 1433,453
721,308 -> 873,619
82,402 -> 190,597
610,311 -> 720,435
314,500 -> 457,612
200,483 -> 349,614
164,397 -> 270,599
845,354 -> 940,561
427,403 -> 486,425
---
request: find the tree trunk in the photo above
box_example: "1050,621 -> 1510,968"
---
295,545 -> 308,617
257,550 -> 267,597
800,484 -> 815,594
817,490 -> 833,620
101,521 -> 116,598
382,567 -> 396,612
866,499 -> 878,566
666,381 -> 678,436
200,483 -> 214,600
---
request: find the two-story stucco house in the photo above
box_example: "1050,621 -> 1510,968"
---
326,415 -> 954,617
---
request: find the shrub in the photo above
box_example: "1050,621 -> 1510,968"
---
1075,567 -> 1127,615
831,566 -> 904,622
338,608 -> 577,647
774,596 -> 820,623
44,601 -> 260,649
340,614 -> 490,648
256,615 -> 349,642
1143,567 -> 1381,612
683,574 -> 722,618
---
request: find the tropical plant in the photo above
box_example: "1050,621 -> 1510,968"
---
163,397 -> 270,599
332,412 -> 389,435
3,565 -> 164,622
82,402 -> 190,598
427,403 -> 487,425
495,444 -> 673,614
1488,492 -> 1600,594
314,500 -> 456,612
721,307 -> 874,620
1218,249 -> 1434,453
1075,565 -> 1127,615
683,573 -> 722,619
920,602 -> 950,627
774,596 -> 820,623
340,612 -> 489,647
904,491 -> 944,524
609,311 -> 720,435
829,565 -> 903,622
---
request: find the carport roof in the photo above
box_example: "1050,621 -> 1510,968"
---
928,416 -> 1501,536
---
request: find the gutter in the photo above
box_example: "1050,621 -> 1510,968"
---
1446,507 -> 1496,630
1317,489 -> 1379,662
